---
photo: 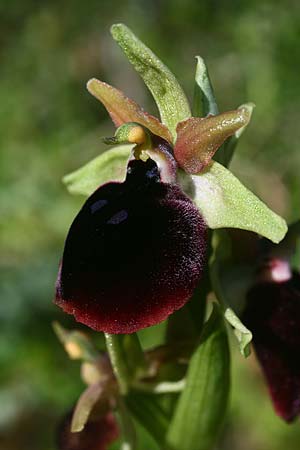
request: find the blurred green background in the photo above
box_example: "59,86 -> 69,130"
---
1,1 -> 300,449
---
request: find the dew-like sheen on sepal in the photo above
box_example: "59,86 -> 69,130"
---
55,159 -> 207,334
243,272 -> 300,422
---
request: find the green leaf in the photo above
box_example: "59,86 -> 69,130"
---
123,333 -> 147,378
111,24 -> 191,140
166,304 -> 230,450
193,56 -> 219,117
117,398 -> 137,450
63,144 -> 133,197
178,160 -> 287,243
224,307 -> 252,358
126,391 -> 169,444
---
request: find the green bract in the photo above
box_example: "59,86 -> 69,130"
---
193,56 -> 219,117
224,307 -> 252,358
166,305 -> 230,450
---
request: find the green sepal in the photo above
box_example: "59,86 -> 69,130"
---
193,56 -> 219,117
63,144 -> 133,197
178,160 -> 287,243
166,304 -> 230,450
111,23 -> 191,140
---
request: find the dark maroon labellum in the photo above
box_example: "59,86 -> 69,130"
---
57,410 -> 119,450
55,158 -> 207,334
243,273 -> 300,422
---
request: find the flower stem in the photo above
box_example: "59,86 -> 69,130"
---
104,333 -> 130,395
117,397 -> 137,450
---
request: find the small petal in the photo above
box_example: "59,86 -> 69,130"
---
87,78 -> 172,143
243,273 -> 300,422
57,409 -> 119,450
55,159 -> 207,334
174,108 -> 251,174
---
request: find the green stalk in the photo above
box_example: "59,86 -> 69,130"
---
104,333 -> 130,395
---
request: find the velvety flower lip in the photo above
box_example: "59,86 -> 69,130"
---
243,270 -> 300,422
55,157 -> 207,334
57,409 -> 119,450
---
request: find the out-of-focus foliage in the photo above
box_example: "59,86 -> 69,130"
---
1,1 -> 300,449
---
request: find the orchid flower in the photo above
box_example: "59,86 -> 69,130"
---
54,24 -> 286,335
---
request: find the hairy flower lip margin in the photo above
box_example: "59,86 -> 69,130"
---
243,264 -> 300,423
55,158 -> 207,334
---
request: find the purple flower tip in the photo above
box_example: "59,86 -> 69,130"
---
55,159 -> 207,334
243,272 -> 300,422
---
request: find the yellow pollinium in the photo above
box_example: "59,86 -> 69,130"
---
127,125 -> 147,144
65,340 -> 83,359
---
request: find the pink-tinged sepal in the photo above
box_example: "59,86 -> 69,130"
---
55,158 -> 207,334
174,107 -> 251,174
243,271 -> 300,422
87,78 -> 172,143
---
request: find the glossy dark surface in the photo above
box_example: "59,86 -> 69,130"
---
55,159 -> 207,333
